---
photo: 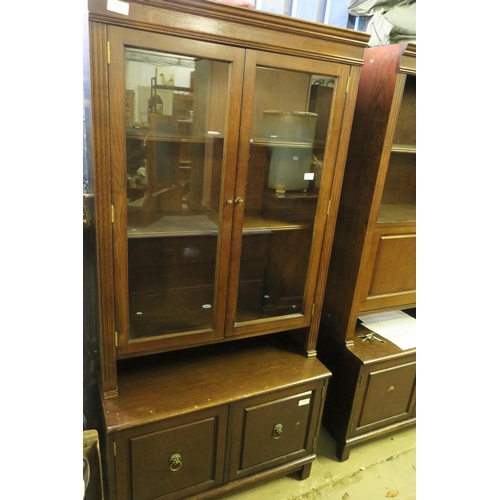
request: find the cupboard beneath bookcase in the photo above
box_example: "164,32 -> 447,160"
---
318,43 -> 416,461
86,0 -> 369,497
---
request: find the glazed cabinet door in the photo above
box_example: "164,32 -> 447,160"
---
108,26 -> 245,356
226,50 -> 351,337
107,25 -> 353,356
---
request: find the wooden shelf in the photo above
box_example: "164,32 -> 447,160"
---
127,214 -> 312,238
392,144 -> 416,154
376,204 -> 415,225
250,137 -> 315,148
243,217 -> 311,232
127,128 -> 222,142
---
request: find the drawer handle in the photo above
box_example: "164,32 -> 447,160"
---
272,423 -> 283,439
169,453 -> 182,472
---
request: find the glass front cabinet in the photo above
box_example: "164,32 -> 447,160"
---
87,1 -> 369,498
104,16 -> 357,359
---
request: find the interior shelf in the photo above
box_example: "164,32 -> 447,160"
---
392,144 -> 416,154
127,214 -> 312,238
376,204 -> 415,225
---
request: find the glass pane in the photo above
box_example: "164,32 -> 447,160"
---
124,48 -> 229,339
236,69 -> 336,323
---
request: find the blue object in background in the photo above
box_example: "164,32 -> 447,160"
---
292,0 -> 326,22
324,0 -> 350,27
256,0 -> 353,28
256,0 -> 286,15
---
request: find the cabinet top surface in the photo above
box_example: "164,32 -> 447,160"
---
348,323 -> 416,363
103,340 -> 331,432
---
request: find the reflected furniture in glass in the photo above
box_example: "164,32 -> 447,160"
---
318,43 -> 416,461
87,0 -> 369,498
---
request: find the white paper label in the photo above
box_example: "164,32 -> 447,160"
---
304,173 -> 314,180
293,156 -> 299,161
107,0 -> 129,15
298,398 -> 310,406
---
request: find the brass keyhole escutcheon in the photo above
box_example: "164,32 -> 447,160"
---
272,423 -> 283,439
169,453 -> 182,472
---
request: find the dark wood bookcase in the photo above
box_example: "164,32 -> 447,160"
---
84,0 -> 371,497
318,43 -> 416,461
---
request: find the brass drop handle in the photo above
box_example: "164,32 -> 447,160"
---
169,453 -> 182,472
272,423 -> 283,439
235,198 -> 244,205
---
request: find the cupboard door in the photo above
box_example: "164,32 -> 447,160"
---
114,407 -> 228,500
227,382 -> 324,481
226,50 -> 352,337
108,27 -> 245,356
349,357 -> 416,437
359,224 -> 416,312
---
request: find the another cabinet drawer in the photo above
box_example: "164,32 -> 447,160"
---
227,382 -> 324,481
114,406 -> 228,500
349,356 -> 416,437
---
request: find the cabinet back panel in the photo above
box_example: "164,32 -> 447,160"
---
392,75 -> 416,146
382,154 -> 416,205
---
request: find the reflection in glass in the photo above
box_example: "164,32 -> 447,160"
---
235,69 -> 336,323
124,48 -> 228,339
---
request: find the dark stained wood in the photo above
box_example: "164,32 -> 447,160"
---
393,75 -> 416,146
321,44 -> 410,344
307,64 -> 362,354
106,340 -> 330,499
358,224 -> 416,312
88,0 -> 369,65
317,43 -> 416,460
90,21 -> 118,397
114,406 -> 228,500
318,323 -> 415,461
88,0 -> 364,496
104,341 -> 330,432
227,380 -> 325,481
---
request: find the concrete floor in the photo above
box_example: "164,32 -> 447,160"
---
220,426 -> 416,500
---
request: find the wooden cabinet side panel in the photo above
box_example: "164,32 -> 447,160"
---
227,380 -> 325,482
321,44 -> 408,343
90,21 -> 118,396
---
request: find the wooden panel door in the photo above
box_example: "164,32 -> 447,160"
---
114,406 -> 228,500
349,356 -> 416,437
227,381 -> 325,481
358,224 -> 416,312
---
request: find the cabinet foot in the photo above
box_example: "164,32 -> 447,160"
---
298,462 -> 312,480
336,443 -> 350,462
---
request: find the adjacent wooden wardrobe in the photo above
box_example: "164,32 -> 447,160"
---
318,42 -> 416,461
85,1 -> 370,498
